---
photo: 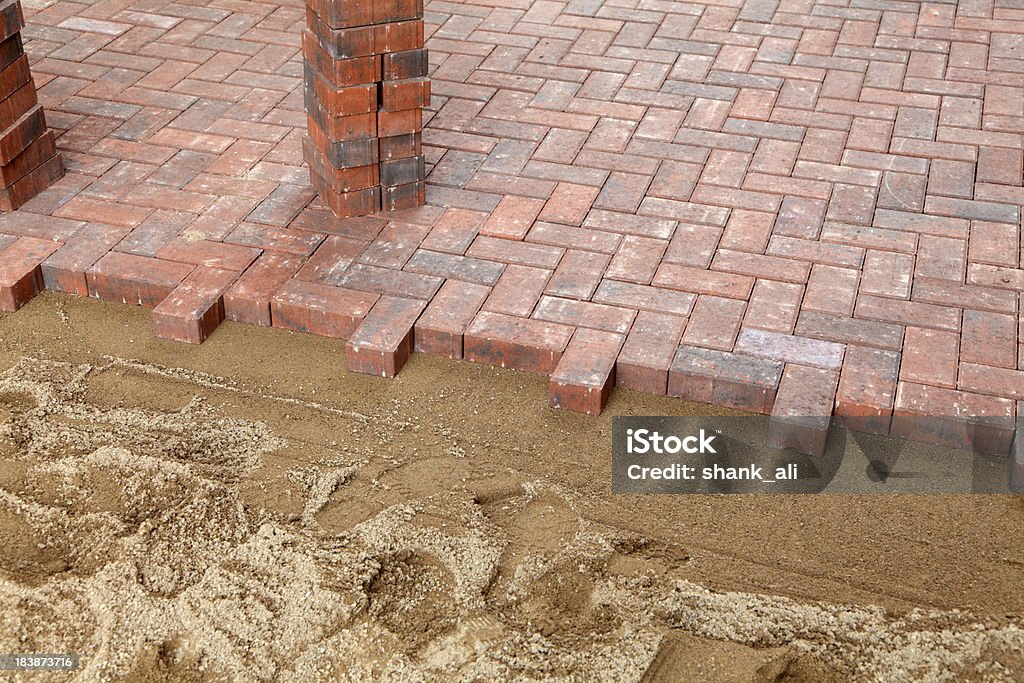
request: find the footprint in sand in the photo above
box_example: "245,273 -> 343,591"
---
366,549 -> 460,652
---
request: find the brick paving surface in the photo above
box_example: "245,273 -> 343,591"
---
2,0 -> 1024,454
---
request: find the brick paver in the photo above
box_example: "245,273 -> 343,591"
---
2,0 -> 1023,456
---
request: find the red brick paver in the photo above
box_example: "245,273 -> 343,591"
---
3,0 -> 1024,457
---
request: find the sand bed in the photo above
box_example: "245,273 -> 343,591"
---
0,294 -> 1022,682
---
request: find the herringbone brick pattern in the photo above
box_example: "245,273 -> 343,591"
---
2,0 -> 1023,453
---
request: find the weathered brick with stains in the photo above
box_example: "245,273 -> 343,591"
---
668,346 -> 784,414
617,311 -> 687,395
0,235 -> 59,311
86,252 -> 194,308
464,311 -> 574,375
346,295 -> 426,377
891,382 -> 1015,456
835,345 -> 900,436
414,279 -> 490,359
41,224 -> 127,296
550,328 -> 624,415
152,266 -> 239,344
224,251 -> 305,327
767,365 -> 840,457
271,278 -> 378,339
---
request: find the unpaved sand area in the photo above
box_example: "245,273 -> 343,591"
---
1,293 -> 1023,682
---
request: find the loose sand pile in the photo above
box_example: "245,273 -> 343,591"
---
1,356 -> 1021,682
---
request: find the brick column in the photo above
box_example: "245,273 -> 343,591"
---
303,0 -> 428,219
0,0 -> 62,211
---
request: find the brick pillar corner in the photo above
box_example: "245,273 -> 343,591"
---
0,0 -> 64,212
303,0 -> 428,220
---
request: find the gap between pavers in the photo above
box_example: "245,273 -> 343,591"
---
224,251 -> 306,327
413,278 -> 490,359
41,224 -> 128,296
616,311 -> 687,396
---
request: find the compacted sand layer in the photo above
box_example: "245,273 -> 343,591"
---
0,293 -> 1022,682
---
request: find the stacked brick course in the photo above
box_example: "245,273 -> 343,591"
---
302,0 -> 428,218
0,0 -> 61,212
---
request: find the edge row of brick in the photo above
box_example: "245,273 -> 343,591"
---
2,232 -> 1017,462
